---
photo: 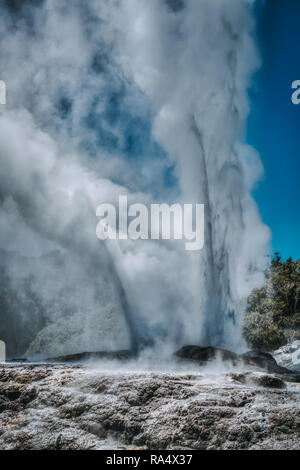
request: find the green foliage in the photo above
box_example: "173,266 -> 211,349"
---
244,312 -> 286,351
244,253 -> 300,351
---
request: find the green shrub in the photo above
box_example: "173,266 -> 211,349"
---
244,311 -> 286,351
244,253 -> 300,351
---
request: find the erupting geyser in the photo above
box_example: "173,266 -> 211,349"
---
0,0 -> 270,359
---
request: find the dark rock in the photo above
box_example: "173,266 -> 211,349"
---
0,381 -> 37,412
175,345 -> 240,365
242,351 -> 278,369
242,350 -> 300,382
227,371 -> 285,389
174,346 -> 300,383
227,372 -> 247,385
251,374 -> 286,389
47,350 -> 132,363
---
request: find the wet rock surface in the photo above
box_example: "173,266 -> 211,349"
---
175,346 -> 240,365
0,363 -> 300,450
47,350 -> 132,363
274,341 -> 300,371
45,346 -> 300,383
175,346 -> 300,383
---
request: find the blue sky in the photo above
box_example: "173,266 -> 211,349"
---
247,0 -> 300,261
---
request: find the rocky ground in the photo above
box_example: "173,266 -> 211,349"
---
0,359 -> 300,450
274,341 -> 300,371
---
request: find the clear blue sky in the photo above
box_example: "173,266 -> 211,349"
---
247,0 -> 300,261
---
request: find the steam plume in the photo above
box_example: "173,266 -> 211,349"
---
0,0 -> 270,357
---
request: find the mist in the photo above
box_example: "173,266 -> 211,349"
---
0,0 -> 270,359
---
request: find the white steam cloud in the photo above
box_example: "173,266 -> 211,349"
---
0,0 -> 270,358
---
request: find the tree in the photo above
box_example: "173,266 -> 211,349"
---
244,253 -> 300,350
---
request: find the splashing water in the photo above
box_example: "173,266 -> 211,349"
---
107,0 -> 270,351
